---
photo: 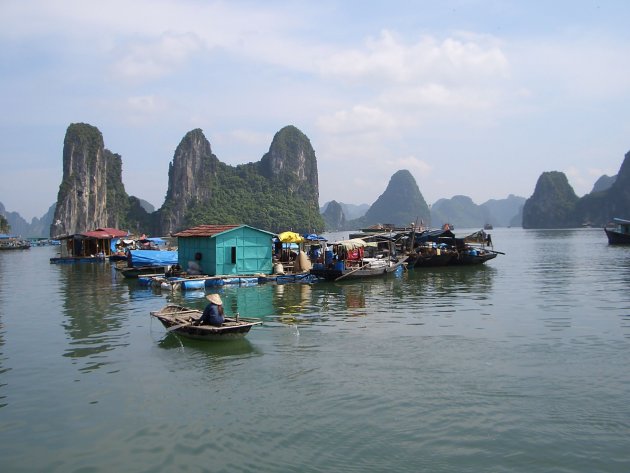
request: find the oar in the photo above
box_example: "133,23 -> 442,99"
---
167,321 -> 193,332
166,314 -> 199,331
489,250 -> 506,255
334,262 -> 370,281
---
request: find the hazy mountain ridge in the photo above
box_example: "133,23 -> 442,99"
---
320,202 -> 370,221
0,202 -> 56,238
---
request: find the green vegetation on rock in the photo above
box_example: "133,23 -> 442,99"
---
522,171 -> 579,228
0,214 -> 10,233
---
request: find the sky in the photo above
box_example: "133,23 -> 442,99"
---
2,0 -> 630,221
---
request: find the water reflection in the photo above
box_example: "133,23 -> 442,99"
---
58,264 -> 130,372
160,266 -> 499,327
157,335 -> 260,359
527,232 -> 581,332
0,254 -> 7,408
405,265 -> 496,298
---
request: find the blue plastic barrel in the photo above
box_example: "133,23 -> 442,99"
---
325,250 -> 333,265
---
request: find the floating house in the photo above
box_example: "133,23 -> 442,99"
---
51,227 -> 129,263
173,224 -> 275,276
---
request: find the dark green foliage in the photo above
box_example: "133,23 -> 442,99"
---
125,196 -> 155,234
183,163 -> 324,233
0,214 -> 10,233
522,171 -> 580,228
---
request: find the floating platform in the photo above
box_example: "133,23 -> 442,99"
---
137,272 -> 315,290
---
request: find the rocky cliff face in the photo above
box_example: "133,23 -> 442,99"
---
523,151 -> 630,228
159,129 -> 219,234
322,200 -> 346,231
576,150 -> 630,225
522,171 -> 580,229
591,174 -> 616,193
363,170 -> 430,227
259,125 -> 319,202
157,125 -> 323,234
50,123 -> 128,237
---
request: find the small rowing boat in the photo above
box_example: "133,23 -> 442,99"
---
150,304 -> 262,341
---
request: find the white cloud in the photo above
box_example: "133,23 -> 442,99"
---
587,167 -> 617,178
111,33 -> 203,81
316,105 -> 397,135
318,30 -> 509,84
386,156 -> 433,176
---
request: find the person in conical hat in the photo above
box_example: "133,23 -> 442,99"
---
206,293 -> 222,306
194,293 -> 225,326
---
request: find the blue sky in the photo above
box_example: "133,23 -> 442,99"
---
2,0 -> 630,220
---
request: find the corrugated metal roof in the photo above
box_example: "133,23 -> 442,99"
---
80,228 -> 129,239
173,224 -> 242,238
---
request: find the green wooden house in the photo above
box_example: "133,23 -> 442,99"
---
173,224 -> 275,276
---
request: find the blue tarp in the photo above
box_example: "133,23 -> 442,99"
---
145,237 -> 166,245
304,234 -> 327,241
128,250 -> 178,267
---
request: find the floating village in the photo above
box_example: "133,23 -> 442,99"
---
28,221 -> 506,340
5,215 -> 629,340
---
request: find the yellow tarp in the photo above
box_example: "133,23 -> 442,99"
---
278,231 -> 305,243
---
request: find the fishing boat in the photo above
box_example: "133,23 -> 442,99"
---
116,265 -> 169,278
451,247 -> 498,265
604,218 -> 630,244
311,257 -> 407,281
412,245 -> 456,267
405,228 -> 501,267
309,238 -> 407,281
0,235 -> 31,250
150,304 -> 262,341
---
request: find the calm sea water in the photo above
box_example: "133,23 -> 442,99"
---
0,228 -> 629,473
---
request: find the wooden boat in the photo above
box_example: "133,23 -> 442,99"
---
412,246 -> 456,267
309,237 -> 407,281
604,218 -> 630,244
404,228 -> 501,267
50,255 -> 105,263
150,304 -> 262,340
310,257 -> 407,281
451,248 -> 498,265
117,265 -> 168,278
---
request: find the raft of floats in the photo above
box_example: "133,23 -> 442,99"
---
136,272 -> 316,291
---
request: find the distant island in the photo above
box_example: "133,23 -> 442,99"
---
2,122 -> 629,237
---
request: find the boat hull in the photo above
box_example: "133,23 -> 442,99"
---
118,265 -> 167,278
310,260 -> 406,281
605,228 -> 630,244
451,252 -> 497,265
412,252 -> 455,267
150,305 -> 261,341
50,256 -> 105,263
